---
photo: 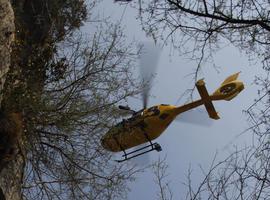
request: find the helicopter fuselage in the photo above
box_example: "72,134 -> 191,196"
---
101,73 -> 244,153
101,104 -> 178,152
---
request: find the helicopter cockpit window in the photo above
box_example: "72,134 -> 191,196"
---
146,106 -> 160,116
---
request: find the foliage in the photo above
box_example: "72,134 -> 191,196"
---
22,25 -> 140,199
1,0 -> 142,199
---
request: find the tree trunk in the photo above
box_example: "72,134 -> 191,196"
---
0,1 -> 23,200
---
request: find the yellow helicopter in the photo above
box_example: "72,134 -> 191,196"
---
101,72 -> 244,162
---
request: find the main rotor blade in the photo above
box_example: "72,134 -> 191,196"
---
139,42 -> 161,109
176,108 -> 214,127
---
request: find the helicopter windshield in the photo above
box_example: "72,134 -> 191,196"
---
144,106 -> 160,117
121,106 -> 161,125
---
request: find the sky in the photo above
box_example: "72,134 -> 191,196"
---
86,1 -> 265,199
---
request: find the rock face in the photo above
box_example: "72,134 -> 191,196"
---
0,1 -> 22,200
0,0 -> 15,107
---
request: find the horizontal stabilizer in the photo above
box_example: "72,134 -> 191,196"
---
196,79 -> 220,120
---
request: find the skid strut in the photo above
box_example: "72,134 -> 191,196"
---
115,131 -> 162,163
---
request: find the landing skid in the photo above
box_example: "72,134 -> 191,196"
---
115,142 -> 162,163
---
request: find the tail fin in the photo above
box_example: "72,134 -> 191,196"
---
220,72 -> 240,86
212,72 -> 244,101
196,79 -> 220,120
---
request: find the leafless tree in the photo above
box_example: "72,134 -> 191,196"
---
136,0 -> 270,76
20,25 -> 141,200
152,157 -> 173,200
133,1 -> 270,199
0,0 -> 143,199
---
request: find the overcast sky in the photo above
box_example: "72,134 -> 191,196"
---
86,1 -> 265,199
